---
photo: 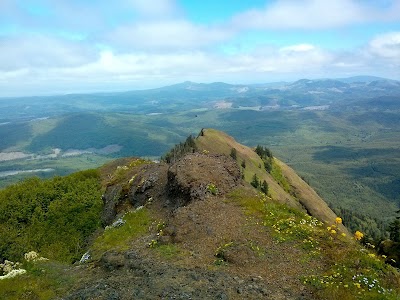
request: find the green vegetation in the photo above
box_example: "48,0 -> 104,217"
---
270,160 -> 291,193
0,258 -> 80,300
161,135 -> 197,163
214,242 -> 234,265
333,206 -> 388,241
230,148 -> 237,160
91,208 -> 152,257
251,173 -> 260,188
241,160 -> 246,168
0,170 -> 102,263
207,183 -> 218,195
389,210 -> 400,242
254,145 -> 288,194
228,188 -> 400,300
261,180 -> 269,195
153,244 -> 181,259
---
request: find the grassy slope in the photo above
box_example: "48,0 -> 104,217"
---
195,128 -> 303,211
276,159 -> 349,234
195,128 -> 344,228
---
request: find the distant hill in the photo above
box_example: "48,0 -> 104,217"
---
336,75 -> 394,83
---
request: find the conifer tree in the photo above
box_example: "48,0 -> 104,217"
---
261,180 -> 269,195
389,210 -> 400,242
251,173 -> 260,188
230,148 -> 237,160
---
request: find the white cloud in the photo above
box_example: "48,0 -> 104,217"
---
0,35 -> 97,70
0,44 -> 332,95
0,0 -> 399,96
368,32 -> 400,59
231,0 -> 400,29
125,0 -> 179,17
106,19 -> 232,51
280,44 -> 316,52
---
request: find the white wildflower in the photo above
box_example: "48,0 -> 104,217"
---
24,251 -> 48,262
24,251 -> 39,262
0,269 -> 26,280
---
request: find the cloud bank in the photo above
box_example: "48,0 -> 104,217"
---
0,0 -> 399,96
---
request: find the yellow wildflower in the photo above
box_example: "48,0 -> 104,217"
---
354,231 -> 364,241
341,233 -> 346,237
335,217 -> 342,224
354,283 -> 361,288
331,224 -> 336,229
327,226 -> 331,231
330,230 -> 337,234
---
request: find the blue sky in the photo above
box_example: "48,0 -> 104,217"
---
0,0 -> 399,96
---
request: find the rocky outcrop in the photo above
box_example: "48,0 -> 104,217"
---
101,185 -> 123,225
101,153 -> 242,224
167,153 -> 242,207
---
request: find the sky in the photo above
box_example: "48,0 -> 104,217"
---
0,0 -> 400,96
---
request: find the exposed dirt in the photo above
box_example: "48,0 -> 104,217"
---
167,153 -> 242,207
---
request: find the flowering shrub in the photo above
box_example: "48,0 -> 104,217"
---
207,183 -> 218,195
325,216 -> 348,239
266,213 -> 324,242
354,230 -> 364,241
24,251 -> 47,262
304,261 -> 396,298
0,260 -> 26,280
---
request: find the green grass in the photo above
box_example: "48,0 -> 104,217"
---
153,244 -> 182,259
227,188 -> 267,216
0,261 -> 77,300
303,243 -> 400,300
91,208 -> 152,257
228,187 -> 400,300
270,159 -> 291,193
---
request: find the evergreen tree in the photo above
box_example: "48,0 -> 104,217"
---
241,160 -> 246,169
261,180 -> 269,195
251,173 -> 260,188
161,135 -> 198,163
389,210 -> 400,242
230,148 -> 237,160
264,160 -> 272,173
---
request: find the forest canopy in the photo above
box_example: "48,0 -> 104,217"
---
0,170 -> 103,263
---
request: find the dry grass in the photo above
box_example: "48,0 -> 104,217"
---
196,129 -> 304,211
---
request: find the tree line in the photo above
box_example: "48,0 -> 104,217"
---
161,135 -> 197,164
